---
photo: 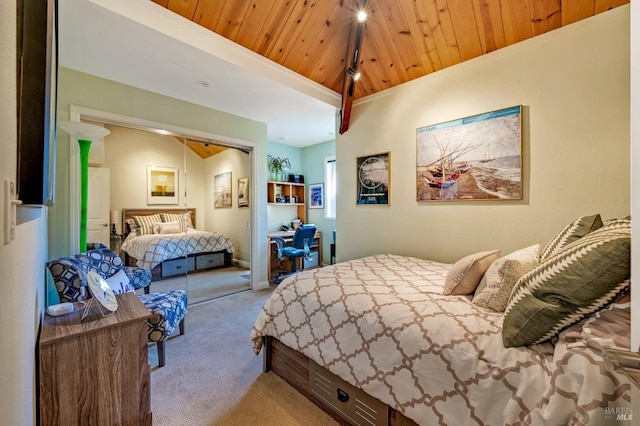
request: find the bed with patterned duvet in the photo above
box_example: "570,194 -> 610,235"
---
251,215 -> 634,425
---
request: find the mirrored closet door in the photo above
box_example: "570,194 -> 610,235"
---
84,122 -> 251,305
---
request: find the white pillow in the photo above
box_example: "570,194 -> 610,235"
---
472,244 -> 540,312
153,221 -> 182,235
105,269 -> 134,294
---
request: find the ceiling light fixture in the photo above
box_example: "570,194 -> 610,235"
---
347,67 -> 361,81
196,80 -> 210,88
357,10 -> 367,23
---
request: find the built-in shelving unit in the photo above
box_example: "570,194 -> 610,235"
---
267,181 -> 306,223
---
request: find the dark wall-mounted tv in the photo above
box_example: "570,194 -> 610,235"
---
16,0 -> 58,205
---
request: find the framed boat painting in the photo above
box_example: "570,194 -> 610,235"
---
357,152 -> 390,205
416,106 -> 523,201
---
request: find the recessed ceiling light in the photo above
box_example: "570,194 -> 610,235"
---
357,10 -> 367,23
197,80 -> 210,88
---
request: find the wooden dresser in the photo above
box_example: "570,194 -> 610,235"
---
39,292 -> 152,426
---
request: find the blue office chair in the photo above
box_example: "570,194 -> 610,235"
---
273,224 -> 317,282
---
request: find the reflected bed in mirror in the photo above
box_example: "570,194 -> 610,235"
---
121,208 -> 235,282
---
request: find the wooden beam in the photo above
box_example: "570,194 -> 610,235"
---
339,3 -> 366,134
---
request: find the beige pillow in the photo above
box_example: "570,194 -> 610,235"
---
472,245 -> 540,312
153,221 -> 182,235
443,250 -> 500,295
160,212 -> 195,231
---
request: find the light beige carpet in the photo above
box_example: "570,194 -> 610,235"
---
147,266 -> 251,305
149,288 -> 338,426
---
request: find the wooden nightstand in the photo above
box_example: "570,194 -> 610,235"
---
110,233 -> 123,253
39,292 -> 152,425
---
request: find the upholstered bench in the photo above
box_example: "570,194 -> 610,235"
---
46,247 -> 187,367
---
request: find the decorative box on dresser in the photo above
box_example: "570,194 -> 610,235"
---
39,292 -> 152,426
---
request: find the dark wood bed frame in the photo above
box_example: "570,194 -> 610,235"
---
263,336 -> 419,426
121,208 -> 233,281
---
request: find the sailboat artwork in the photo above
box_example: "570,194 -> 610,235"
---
416,106 -> 523,201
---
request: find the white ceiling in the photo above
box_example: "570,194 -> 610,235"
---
58,0 -> 342,147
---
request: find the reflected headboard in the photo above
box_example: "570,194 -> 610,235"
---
122,208 -> 196,238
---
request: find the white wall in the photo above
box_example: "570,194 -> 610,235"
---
0,0 -> 48,424
102,125 -> 206,227
101,125 -> 251,264
204,149 -> 252,264
337,7 -> 630,266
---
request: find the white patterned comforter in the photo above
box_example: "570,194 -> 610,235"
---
121,229 -> 235,269
250,254 -> 633,426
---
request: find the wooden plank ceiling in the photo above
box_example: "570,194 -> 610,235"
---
152,0 -> 628,136
153,0 -> 628,98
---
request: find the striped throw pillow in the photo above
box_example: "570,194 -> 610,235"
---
132,214 -> 162,236
539,214 -> 603,261
160,212 -> 194,231
502,218 -> 630,347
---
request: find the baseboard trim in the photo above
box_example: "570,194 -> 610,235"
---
235,259 -> 250,269
254,280 -> 270,290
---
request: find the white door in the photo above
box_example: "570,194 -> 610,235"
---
87,167 -> 110,248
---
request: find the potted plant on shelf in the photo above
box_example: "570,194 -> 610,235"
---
267,155 -> 291,181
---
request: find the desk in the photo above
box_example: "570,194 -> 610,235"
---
268,230 -> 322,283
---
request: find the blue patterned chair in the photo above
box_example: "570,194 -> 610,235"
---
46,247 -> 187,367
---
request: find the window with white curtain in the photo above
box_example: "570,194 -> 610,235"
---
324,156 -> 336,220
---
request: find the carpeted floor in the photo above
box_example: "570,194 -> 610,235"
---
149,288 -> 338,425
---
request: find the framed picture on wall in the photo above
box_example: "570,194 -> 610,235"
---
147,166 -> 178,205
214,171 -> 232,208
238,177 -> 249,208
416,105 -> 523,201
357,152 -> 390,205
309,183 -> 324,209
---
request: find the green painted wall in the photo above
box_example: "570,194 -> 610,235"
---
266,141 -> 303,232
267,139 -> 336,264
302,140 -> 336,263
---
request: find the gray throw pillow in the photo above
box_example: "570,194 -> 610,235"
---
502,218 -> 630,348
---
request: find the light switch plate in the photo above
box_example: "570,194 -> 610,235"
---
4,180 -> 11,244
4,180 -> 20,245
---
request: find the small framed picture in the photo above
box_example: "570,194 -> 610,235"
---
357,152 -> 390,205
309,183 -> 324,209
147,166 -> 178,205
214,171 -> 232,208
238,177 -> 249,208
